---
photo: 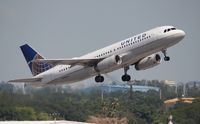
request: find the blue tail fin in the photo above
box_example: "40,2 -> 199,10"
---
20,44 -> 53,76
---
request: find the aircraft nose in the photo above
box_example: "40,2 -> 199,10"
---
177,30 -> 186,39
174,30 -> 185,41
180,30 -> 185,37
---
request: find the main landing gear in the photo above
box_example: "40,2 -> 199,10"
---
121,66 -> 131,82
95,74 -> 104,83
95,66 -> 131,83
162,49 -> 170,61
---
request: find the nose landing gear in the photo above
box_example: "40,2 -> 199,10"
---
162,49 -> 170,61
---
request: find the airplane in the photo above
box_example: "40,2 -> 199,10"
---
9,26 -> 185,86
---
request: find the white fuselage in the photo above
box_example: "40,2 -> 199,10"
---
34,26 -> 185,85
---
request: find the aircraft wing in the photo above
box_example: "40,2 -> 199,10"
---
33,58 -> 104,66
8,77 -> 42,83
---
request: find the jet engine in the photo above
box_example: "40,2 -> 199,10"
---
95,55 -> 122,72
135,54 -> 161,70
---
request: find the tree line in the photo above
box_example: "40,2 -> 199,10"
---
0,81 -> 200,124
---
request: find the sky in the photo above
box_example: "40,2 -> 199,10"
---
0,0 -> 199,83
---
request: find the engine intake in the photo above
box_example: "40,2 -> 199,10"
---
95,55 -> 122,72
135,54 -> 161,70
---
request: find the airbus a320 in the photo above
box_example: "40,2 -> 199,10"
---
9,26 -> 185,86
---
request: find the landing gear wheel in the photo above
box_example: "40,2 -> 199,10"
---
122,74 -> 131,82
122,66 -> 131,82
100,76 -> 104,82
164,56 -> 170,61
162,49 -> 170,61
95,75 -> 104,83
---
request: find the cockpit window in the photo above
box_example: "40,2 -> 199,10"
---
171,28 -> 176,30
164,27 -> 176,33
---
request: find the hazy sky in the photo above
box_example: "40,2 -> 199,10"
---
0,0 -> 199,83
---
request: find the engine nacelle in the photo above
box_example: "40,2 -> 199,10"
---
135,54 -> 161,70
95,55 -> 122,72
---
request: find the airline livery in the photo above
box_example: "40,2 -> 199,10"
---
9,26 -> 185,86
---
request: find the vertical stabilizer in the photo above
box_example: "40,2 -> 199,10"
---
20,44 -> 53,76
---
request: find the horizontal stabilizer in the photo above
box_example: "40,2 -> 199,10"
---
8,77 -> 42,83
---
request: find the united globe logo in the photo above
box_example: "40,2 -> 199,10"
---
31,54 -> 53,76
